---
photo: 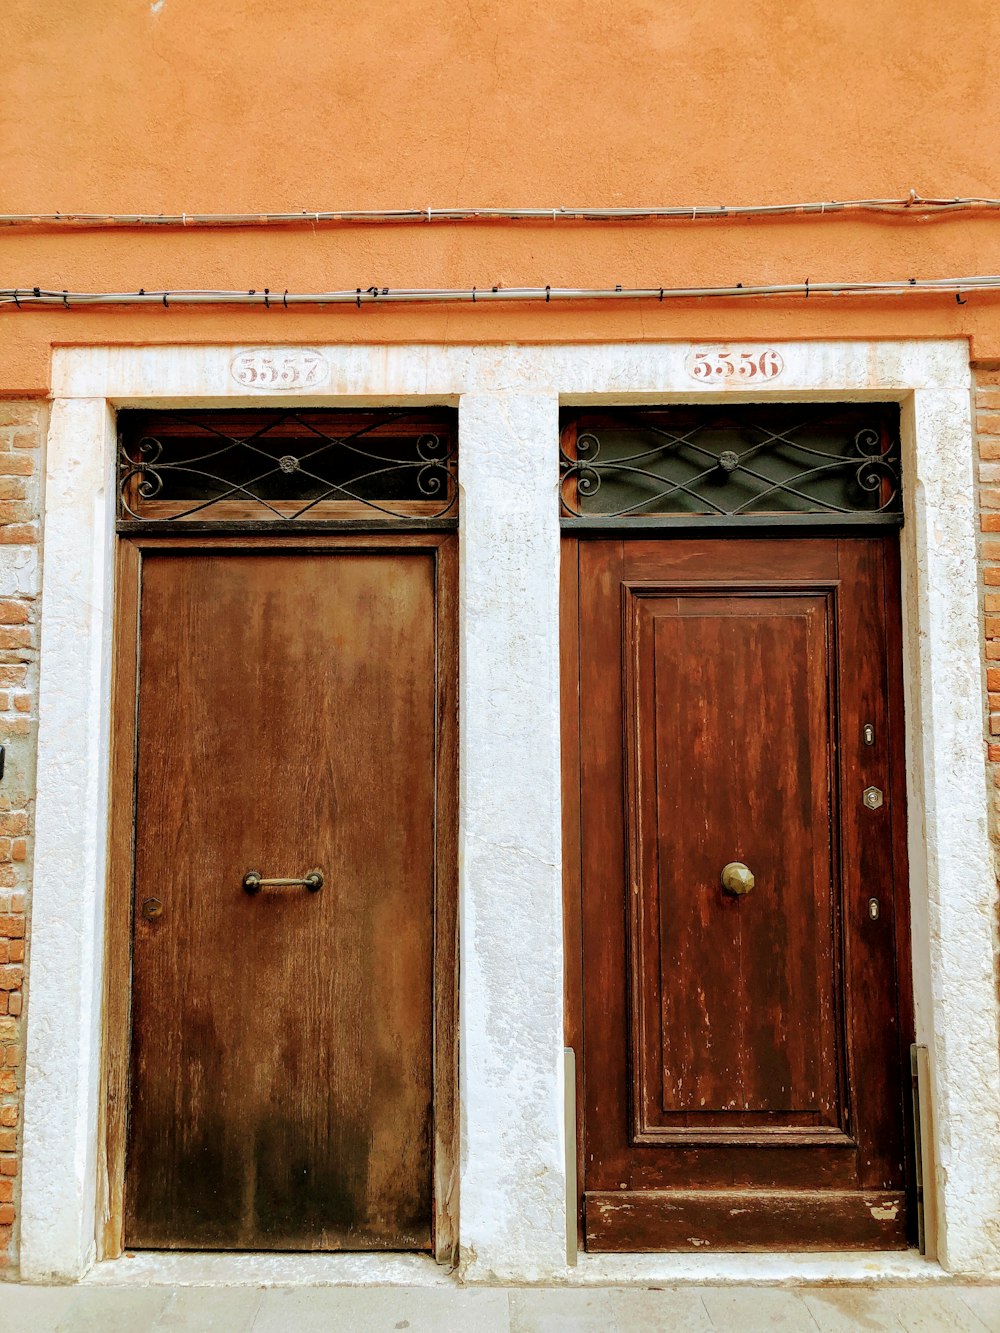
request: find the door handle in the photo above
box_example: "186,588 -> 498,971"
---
721,861 -> 755,896
243,869 -> 324,895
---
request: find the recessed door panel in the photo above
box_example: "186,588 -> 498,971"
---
627,591 -> 841,1139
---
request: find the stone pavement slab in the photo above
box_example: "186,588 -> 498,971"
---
0,1282 -> 997,1331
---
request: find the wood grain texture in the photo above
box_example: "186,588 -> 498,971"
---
115,535 -> 456,1252
569,536 -> 913,1251
585,1189 -> 908,1252
625,589 -> 840,1138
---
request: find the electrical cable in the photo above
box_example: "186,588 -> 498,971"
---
2,275 -> 999,308
4,192 -> 1000,229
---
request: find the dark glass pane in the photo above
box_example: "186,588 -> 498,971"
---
560,405 -> 901,518
118,409 -> 457,521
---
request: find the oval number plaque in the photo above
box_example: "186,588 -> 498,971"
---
231,348 -> 330,390
685,348 -> 784,383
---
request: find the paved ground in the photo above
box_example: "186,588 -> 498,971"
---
1,1284 -> 999,1331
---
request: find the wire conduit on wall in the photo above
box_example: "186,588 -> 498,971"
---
3,192 -> 1000,228
3,276 -> 1000,308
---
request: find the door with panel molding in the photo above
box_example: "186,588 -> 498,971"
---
566,535 -> 914,1251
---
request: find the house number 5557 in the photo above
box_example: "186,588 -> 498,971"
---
685,349 -> 784,382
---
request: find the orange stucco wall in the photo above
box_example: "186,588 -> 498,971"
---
4,1 -> 1000,391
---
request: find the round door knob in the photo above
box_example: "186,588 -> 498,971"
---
721,862 -> 755,896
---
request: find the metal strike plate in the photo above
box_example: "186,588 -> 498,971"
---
863,723 -> 875,746
868,897 -> 880,920
863,785 -> 884,810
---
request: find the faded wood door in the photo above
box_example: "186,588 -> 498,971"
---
121,539 -> 455,1251
568,536 -> 913,1251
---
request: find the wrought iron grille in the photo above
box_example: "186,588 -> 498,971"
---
559,405 -> 902,521
117,408 -> 458,523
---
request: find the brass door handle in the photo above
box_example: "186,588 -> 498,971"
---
243,869 -> 324,895
721,862 -> 755,895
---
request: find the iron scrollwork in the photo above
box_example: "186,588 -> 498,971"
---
559,410 -> 901,519
118,409 -> 458,521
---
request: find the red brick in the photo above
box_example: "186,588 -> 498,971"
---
0,1130 -> 15,1152
0,458 -> 34,479
8,942 -> 22,964
982,514 -> 1000,532
6,995 -> 20,1018
4,1048 -> 20,1069
0,1178 -> 12,1202
0,629 -> 30,651
0,602 -> 29,627
0,1071 -> 15,1093
0,917 -> 25,939
0,405 -> 41,428
0,967 -> 22,992
12,695 -> 29,715
985,595 -> 1000,613
0,1106 -> 17,1129
980,441 -> 1000,461
985,617 -> 1000,638
0,1204 -> 13,1226
11,840 -> 26,863
0,1156 -> 16,1177
0,815 -> 28,839
10,894 -> 24,914
0,524 -> 37,542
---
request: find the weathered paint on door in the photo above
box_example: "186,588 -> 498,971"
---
125,547 -> 443,1250
568,536 -> 914,1251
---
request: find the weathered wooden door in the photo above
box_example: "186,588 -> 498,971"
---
567,536 -> 913,1251
119,537 -> 456,1251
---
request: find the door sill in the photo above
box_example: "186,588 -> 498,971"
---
81,1248 -> 950,1288
85,1252 -> 451,1288
567,1250 -> 945,1287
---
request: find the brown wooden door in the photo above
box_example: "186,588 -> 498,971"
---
567,536 -> 913,1251
121,537 -> 456,1251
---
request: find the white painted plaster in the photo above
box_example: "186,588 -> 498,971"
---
458,393 -> 566,1281
21,397 -> 116,1281
21,340 -> 1000,1284
898,389 -> 1000,1273
0,546 -> 39,599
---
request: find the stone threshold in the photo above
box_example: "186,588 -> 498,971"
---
67,1248 -> 979,1289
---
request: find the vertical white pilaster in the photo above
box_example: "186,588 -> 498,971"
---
21,397 -> 115,1280
904,386 -> 1000,1274
457,391 -> 568,1280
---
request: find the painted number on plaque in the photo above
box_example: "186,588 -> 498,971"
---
685,349 -> 784,383
231,348 -> 330,390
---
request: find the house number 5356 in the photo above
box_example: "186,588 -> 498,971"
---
685,349 -> 784,382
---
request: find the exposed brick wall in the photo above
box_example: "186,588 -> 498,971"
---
0,402 -> 43,1270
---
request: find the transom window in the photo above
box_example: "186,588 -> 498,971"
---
117,408 -> 458,525
559,404 -> 902,524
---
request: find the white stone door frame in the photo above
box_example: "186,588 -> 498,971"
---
19,340 -> 1000,1283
